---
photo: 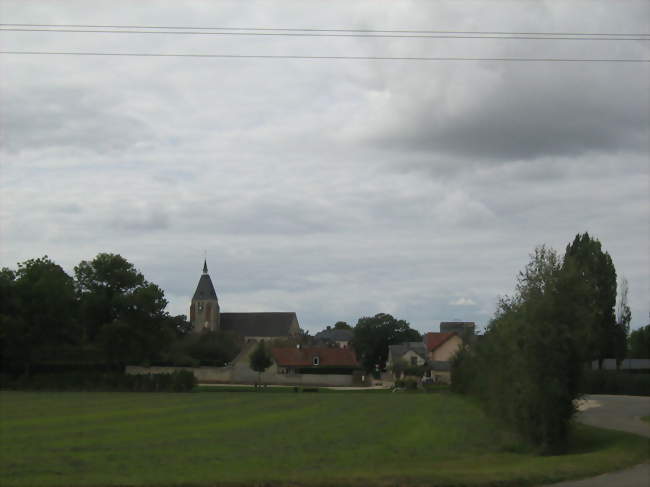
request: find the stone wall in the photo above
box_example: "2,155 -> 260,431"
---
126,365 -> 364,387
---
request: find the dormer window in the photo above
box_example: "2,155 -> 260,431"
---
313,356 -> 320,366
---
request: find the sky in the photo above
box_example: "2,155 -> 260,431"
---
0,1 -> 648,335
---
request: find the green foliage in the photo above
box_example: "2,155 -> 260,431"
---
352,313 -> 421,372
395,377 -> 419,390
452,245 -> 589,453
1,253 -> 185,373
580,370 -> 650,396
0,257 -> 79,374
333,321 -> 352,330
249,341 -> 273,385
174,330 -> 242,366
563,232 -> 618,367
629,325 -> 650,359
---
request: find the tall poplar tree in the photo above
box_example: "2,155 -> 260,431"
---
563,233 -> 617,369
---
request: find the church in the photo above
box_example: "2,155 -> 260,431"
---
190,260 -> 301,341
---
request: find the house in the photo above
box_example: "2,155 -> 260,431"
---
387,342 -> 428,369
190,260 -> 300,341
424,332 -> 463,361
313,328 -> 353,348
423,332 -> 464,383
272,347 -> 360,376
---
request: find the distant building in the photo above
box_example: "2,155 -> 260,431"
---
440,321 -> 475,336
190,260 -> 300,341
423,332 -> 463,362
272,347 -> 360,375
387,342 -> 428,368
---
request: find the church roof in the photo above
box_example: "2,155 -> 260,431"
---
192,261 -> 217,300
220,312 -> 297,338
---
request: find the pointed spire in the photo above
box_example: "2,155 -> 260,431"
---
202,259 -> 208,274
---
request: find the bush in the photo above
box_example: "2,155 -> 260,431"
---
580,370 -> 650,396
451,246 -> 587,454
395,377 -> 418,390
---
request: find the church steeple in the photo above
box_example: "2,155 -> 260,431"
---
190,259 -> 220,332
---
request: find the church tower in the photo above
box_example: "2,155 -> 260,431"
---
190,260 -> 220,332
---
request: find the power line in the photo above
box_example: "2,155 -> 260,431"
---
1,51 -> 648,62
1,27 -> 647,41
1,23 -> 647,37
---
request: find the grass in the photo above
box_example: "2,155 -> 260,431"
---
642,415 -> 650,424
0,391 -> 647,487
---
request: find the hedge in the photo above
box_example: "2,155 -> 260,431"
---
580,370 -> 650,396
0,370 -> 196,392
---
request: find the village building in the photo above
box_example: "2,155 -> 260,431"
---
386,342 -> 428,369
424,332 -> 463,362
272,347 -> 360,376
190,260 -> 300,341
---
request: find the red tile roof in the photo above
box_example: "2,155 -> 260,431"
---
424,332 -> 457,352
271,347 -> 359,367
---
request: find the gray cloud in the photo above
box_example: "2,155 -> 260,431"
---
0,86 -> 152,153
0,1 -> 648,334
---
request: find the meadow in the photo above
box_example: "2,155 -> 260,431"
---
0,390 -> 647,487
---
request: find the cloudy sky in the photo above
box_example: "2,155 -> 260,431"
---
1,1 -> 648,334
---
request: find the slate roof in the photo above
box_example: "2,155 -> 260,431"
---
272,347 -> 359,368
314,328 -> 354,342
220,312 -> 297,337
192,260 -> 218,300
424,332 -> 457,352
388,342 -> 427,361
192,274 -> 218,300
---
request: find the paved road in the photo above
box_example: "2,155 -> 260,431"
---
544,395 -> 650,487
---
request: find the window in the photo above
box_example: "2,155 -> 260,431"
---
313,356 -> 320,366
198,302 -> 204,312
410,356 -> 418,366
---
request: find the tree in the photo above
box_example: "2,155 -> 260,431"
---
249,341 -> 273,388
563,233 -> 617,369
0,257 -> 78,374
75,253 -> 146,341
614,277 -> 632,367
629,325 -> 650,359
75,253 -> 176,365
351,313 -> 421,372
333,321 -> 352,330
452,245 -> 590,453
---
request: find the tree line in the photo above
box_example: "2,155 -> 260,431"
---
0,253 -> 241,375
451,233 -> 633,454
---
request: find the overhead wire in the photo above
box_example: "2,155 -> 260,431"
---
0,23 -> 647,37
0,27 -> 648,41
1,51 -> 647,62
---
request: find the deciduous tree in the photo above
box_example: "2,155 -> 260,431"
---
563,233 -> 617,369
352,313 -> 420,372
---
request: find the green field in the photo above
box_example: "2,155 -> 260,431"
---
0,391 -> 647,487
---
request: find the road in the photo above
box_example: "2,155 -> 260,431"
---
544,395 -> 650,487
